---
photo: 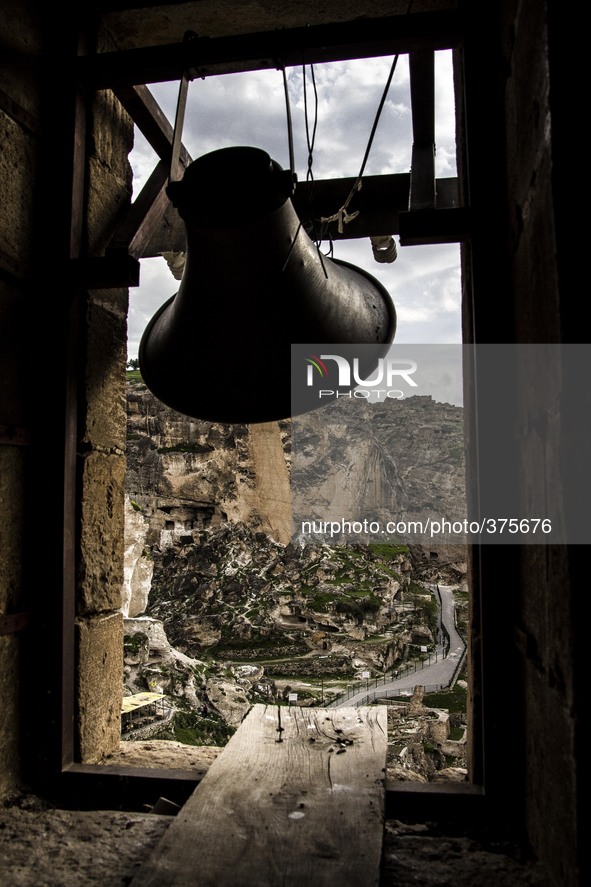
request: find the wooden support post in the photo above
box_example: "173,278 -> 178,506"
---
131,704 -> 387,887
408,49 -> 436,211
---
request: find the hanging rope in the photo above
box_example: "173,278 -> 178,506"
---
320,0 -> 415,238
280,61 -> 295,179
301,57 -> 328,277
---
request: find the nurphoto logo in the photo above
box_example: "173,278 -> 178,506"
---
305,352 -> 418,401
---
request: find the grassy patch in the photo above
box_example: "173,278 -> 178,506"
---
154,710 -> 236,747
368,542 -> 409,558
423,682 -> 467,713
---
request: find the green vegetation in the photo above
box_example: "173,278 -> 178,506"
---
334,595 -> 381,621
422,682 -> 467,713
368,542 -> 409,558
153,710 -> 236,747
126,369 -> 143,381
407,582 -> 439,636
123,632 -> 148,656
214,631 -> 309,661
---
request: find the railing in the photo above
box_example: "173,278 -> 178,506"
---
348,682 -> 449,706
325,644 -> 447,707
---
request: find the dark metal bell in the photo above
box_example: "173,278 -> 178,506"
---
139,146 -> 396,424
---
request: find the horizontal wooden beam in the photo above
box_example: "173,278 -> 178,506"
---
69,254 -> 141,288
58,764 -> 201,812
398,206 -> 470,244
82,10 -> 463,88
385,779 -> 486,824
51,762 -> 486,822
138,173 -> 460,256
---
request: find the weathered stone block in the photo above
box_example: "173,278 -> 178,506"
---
0,112 -> 35,270
78,451 -> 126,616
87,158 -> 132,256
83,293 -> 128,451
0,2 -> 43,119
91,89 -> 134,184
77,613 -> 124,763
0,636 -> 20,799
0,284 -> 28,423
0,448 -> 24,612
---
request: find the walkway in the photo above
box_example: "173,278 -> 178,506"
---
328,584 -> 466,708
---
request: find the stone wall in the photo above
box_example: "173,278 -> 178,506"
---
0,0 -> 43,799
496,4 -> 579,882
74,53 -> 134,762
0,6 -> 133,780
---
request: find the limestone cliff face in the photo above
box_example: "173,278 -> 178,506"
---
124,381 -> 467,620
122,380 -> 468,744
124,379 -> 292,603
291,395 -> 466,541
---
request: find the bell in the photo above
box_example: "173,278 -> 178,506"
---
139,146 -> 396,424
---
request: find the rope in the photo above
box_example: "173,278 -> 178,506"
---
279,61 -> 295,178
320,0 -> 414,238
302,57 -> 328,277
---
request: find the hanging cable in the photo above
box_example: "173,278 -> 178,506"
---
280,61 -> 296,179
301,57 -> 328,277
320,0 -> 415,237
303,60 -> 318,184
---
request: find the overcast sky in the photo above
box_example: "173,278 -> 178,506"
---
127,50 -> 461,359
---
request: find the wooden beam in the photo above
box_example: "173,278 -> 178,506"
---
58,764 -> 201,812
69,253 -> 140,288
114,84 -> 192,167
139,174 -> 460,255
82,10 -> 463,88
408,50 -> 436,210
108,85 -> 193,257
131,704 -> 388,887
398,206 -> 470,244
385,779 -> 486,824
109,159 -> 172,258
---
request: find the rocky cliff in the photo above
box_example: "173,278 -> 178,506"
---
122,378 -> 468,775
291,395 -> 466,543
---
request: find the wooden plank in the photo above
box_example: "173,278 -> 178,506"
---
131,704 -> 387,887
82,11 -> 463,88
109,158 -> 172,258
114,84 -> 192,168
398,206 -> 470,245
